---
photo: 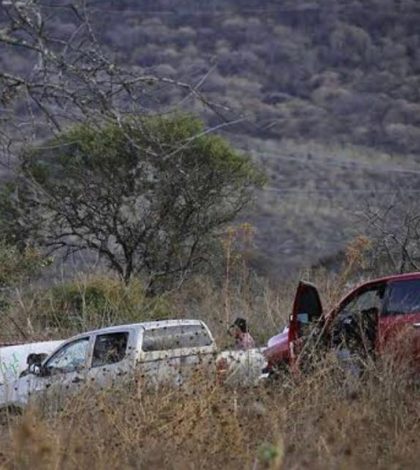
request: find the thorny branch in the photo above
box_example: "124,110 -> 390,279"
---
362,199 -> 420,274
0,0 -> 232,167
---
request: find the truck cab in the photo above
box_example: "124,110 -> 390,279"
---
264,273 -> 420,375
0,320 -> 217,412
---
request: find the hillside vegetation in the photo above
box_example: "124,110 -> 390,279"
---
2,0 -> 420,278
88,0 -> 420,154
3,0 -> 420,154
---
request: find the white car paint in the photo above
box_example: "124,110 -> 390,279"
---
0,320 -> 267,412
216,348 -> 267,386
0,341 -> 63,385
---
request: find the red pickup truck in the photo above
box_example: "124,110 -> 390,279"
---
264,272 -> 420,375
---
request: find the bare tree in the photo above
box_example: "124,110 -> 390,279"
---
362,198 -> 420,274
0,1 -> 228,166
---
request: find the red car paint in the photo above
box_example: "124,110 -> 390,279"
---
263,332 -> 290,371
264,272 -> 420,372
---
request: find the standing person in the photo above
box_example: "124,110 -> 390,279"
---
228,317 -> 255,350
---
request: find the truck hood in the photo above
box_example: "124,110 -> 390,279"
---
264,329 -> 290,367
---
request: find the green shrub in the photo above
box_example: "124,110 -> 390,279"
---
0,241 -> 48,288
33,276 -> 172,332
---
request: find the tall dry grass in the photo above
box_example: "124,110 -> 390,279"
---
1,357 -> 419,470
0,236 -> 419,468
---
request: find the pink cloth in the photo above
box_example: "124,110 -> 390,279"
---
235,332 -> 256,350
267,327 -> 289,348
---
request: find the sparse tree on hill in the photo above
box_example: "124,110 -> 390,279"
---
9,115 -> 263,292
362,199 -> 420,274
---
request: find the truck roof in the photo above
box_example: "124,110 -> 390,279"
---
369,271 -> 420,283
345,272 -> 420,294
66,319 -> 207,341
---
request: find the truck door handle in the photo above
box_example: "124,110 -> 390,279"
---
72,376 -> 84,384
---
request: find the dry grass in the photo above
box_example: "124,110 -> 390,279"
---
0,256 -> 294,347
0,358 -> 419,470
0,243 -> 419,469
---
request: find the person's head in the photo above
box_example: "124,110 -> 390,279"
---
229,317 -> 248,338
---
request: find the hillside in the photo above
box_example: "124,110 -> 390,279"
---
1,0 -> 420,279
90,0 -> 420,155
3,0 -> 420,154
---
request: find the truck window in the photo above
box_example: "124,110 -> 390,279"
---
383,280 -> 420,316
92,332 -> 128,368
338,285 -> 385,318
45,337 -> 89,375
331,284 -> 385,351
142,325 -> 213,352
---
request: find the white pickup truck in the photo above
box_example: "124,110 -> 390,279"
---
0,320 -> 266,413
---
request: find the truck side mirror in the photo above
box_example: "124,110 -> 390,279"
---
24,353 -> 49,377
297,313 -> 309,324
26,353 -> 48,367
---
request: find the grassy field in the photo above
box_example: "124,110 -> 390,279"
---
0,255 -> 419,470
0,354 -> 419,469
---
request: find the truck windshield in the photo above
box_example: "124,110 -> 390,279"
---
384,280 -> 420,316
